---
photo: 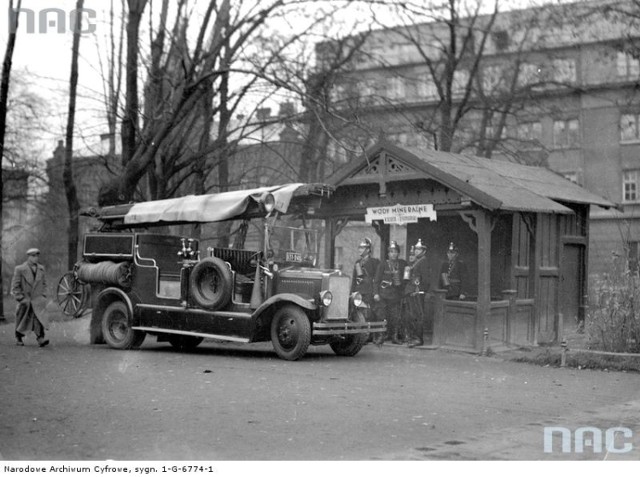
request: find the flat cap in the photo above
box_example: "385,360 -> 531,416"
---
26,248 -> 40,255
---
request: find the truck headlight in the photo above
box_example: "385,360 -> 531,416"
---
320,290 -> 333,307
264,193 -> 275,213
351,292 -> 363,307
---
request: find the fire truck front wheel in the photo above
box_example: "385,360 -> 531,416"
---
270,305 -> 311,361
329,309 -> 368,357
101,301 -> 146,350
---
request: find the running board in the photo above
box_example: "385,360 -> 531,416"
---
132,326 -> 250,343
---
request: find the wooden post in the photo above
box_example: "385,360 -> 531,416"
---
475,210 -> 492,352
433,289 -> 447,346
502,289 -> 517,345
324,218 -> 335,269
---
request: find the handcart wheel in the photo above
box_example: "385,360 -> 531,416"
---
56,271 -> 88,317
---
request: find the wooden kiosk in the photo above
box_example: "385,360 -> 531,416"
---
319,142 -> 614,352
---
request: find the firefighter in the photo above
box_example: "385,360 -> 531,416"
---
373,241 -> 407,345
350,237 -> 380,314
404,239 -> 430,348
439,242 -> 468,300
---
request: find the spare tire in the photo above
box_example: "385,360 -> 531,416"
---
189,257 -> 233,310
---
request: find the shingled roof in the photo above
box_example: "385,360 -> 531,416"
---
328,142 -> 615,213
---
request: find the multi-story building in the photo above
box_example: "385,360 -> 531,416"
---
319,0 -> 640,276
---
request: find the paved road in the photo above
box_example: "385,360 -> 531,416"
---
1,316 -> 640,461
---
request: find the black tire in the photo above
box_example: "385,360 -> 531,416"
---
101,301 -> 146,350
189,257 -> 233,310
329,309 -> 368,357
270,305 -> 311,361
168,335 -> 204,351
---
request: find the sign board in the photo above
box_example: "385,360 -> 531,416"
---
365,204 -> 437,225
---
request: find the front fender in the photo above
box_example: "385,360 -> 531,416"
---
90,287 -> 138,344
252,293 -> 317,318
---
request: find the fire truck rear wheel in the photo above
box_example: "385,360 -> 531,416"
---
189,257 -> 233,310
101,300 -> 146,350
329,309 -> 368,357
270,305 -> 311,361
168,335 -> 204,351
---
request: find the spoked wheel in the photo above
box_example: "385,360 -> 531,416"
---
270,305 -> 311,361
57,271 -> 89,317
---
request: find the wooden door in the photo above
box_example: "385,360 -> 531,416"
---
560,243 -> 583,332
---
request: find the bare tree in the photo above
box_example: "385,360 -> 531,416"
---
63,0 -> 85,270
98,0 -> 298,205
0,0 -> 21,319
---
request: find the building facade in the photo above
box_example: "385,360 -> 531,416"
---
319,0 -> 640,276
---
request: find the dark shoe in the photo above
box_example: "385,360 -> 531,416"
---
16,339 -> 24,346
37,338 -> 49,348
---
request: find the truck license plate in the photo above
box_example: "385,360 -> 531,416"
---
286,251 -> 302,262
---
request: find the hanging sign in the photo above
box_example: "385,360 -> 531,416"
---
365,204 -> 437,225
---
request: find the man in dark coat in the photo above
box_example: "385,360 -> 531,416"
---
373,241 -> 407,345
11,248 -> 49,347
351,237 -> 380,326
439,242 -> 468,300
405,239 -> 430,348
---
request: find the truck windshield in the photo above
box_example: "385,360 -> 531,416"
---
268,225 -> 318,268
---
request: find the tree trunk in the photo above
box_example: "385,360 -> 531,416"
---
121,0 -> 148,167
63,0 -> 84,270
0,0 -> 21,319
216,35 -> 232,248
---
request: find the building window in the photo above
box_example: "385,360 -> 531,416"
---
553,118 -> 579,148
552,58 -> 576,84
416,74 -> 438,100
623,170 -> 640,202
482,65 -> 504,93
486,121 -> 506,140
493,30 -> 509,51
617,51 -> 640,78
518,62 -> 541,86
516,121 -> 542,144
387,76 -> 406,100
452,69 -> 469,96
620,113 -> 640,142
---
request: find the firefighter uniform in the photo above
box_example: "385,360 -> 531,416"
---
438,242 -> 468,300
404,239 -> 430,347
350,238 -> 380,323
373,241 -> 407,345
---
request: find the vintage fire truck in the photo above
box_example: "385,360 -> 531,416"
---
73,183 -> 385,360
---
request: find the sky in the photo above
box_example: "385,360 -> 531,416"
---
1,0 -> 118,157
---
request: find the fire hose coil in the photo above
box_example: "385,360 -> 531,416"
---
76,260 -> 133,289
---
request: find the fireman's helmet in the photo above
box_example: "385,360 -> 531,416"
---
414,239 -> 426,252
388,241 -> 400,253
447,242 -> 459,253
358,237 -> 372,250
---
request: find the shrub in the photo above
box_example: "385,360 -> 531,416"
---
586,255 -> 640,353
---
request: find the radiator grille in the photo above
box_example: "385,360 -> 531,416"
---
327,275 -> 350,320
276,278 -> 321,297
